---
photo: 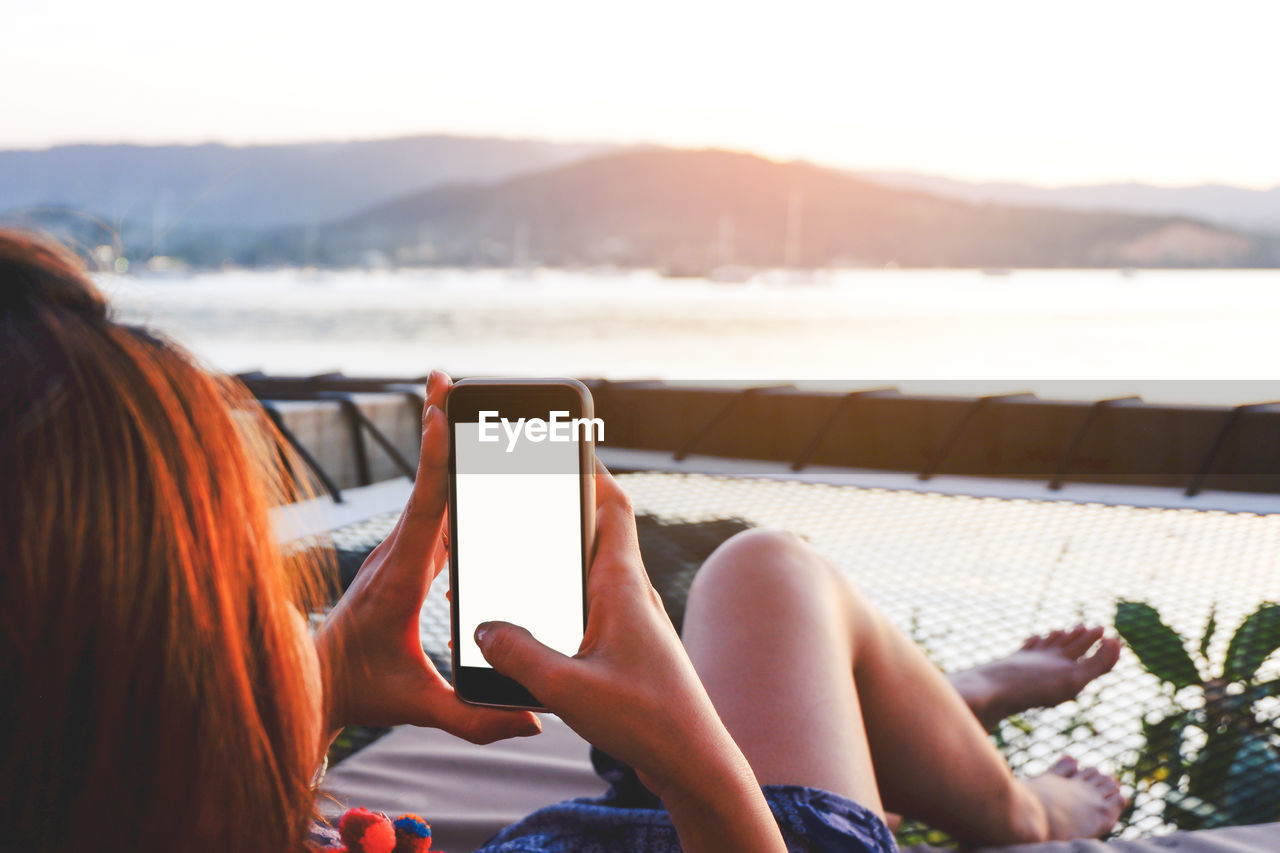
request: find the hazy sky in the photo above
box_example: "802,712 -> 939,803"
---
6,0 -> 1277,187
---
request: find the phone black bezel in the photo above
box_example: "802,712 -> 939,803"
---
445,379 -> 594,711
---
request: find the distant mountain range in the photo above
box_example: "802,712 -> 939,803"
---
858,172 -> 1280,234
2,135 -> 1279,268
0,135 -> 613,229
262,148 -> 1271,269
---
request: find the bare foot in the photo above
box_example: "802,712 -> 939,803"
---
950,626 -> 1122,730
1020,756 -> 1125,840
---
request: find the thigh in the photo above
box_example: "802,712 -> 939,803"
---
680,529 -> 884,819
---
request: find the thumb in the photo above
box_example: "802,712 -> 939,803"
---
475,621 -> 573,702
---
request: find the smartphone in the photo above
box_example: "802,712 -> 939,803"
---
446,378 -> 596,710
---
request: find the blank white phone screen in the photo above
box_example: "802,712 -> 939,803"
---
454,421 -> 586,668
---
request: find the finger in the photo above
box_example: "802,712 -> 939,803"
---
358,389 -> 451,601
396,398 -> 450,558
475,621 -> 575,705
350,505 -> 447,596
425,369 -> 453,411
428,508 -> 450,581
588,463 -> 647,592
594,460 -> 632,514
422,688 -> 542,744
360,371 -> 452,560
587,466 -> 651,597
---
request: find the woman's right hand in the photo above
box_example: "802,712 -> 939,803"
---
474,464 -> 787,853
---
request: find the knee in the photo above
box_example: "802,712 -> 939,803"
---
709,527 -> 811,568
691,527 -> 833,599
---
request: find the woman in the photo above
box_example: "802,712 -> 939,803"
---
0,231 -> 1123,852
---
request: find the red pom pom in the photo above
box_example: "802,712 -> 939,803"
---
339,808 -> 397,853
392,813 -> 432,852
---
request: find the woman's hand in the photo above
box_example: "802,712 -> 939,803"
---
315,371 -> 540,744
474,465 -> 787,853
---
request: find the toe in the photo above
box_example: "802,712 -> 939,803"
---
1048,755 -> 1079,777
1022,634 -> 1041,650
1080,638 -> 1122,681
1045,629 -> 1067,647
1080,767 -> 1119,795
1064,626 -> 1104,657
1055,625 -> 1085,655
1097,774 -> 1124,806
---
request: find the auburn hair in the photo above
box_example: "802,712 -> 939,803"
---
0,232 -> 331,851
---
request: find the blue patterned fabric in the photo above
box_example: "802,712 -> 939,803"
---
311,748 -> 897,853
476,748 -> 897,853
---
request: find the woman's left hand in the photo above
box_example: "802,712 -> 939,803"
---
314,370 -> 541,744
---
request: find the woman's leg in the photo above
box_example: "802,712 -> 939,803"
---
681,529 -> 1123,846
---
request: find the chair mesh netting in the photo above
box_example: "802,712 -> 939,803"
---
329,471 -> 1280,843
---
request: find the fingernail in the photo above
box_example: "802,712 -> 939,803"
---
475,623 -> 491,646
423,404 -> 439,434
427,370 -> 441,394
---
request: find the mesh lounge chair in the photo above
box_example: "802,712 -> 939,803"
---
323,487 -> 1280,851
322,716 -> 1280,852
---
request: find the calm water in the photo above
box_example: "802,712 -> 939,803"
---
98,267 -> 1280,404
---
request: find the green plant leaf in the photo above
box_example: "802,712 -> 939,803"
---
1200,606 -> 1217,663
1116,601 -> 1203,689
1136,711 -> 1190,786
1219,733 -> 1280,825
1222,679 -> 1280,715
1224,603 -> 1280,683
1164,789 -> 1220,831
1188,726 -> 1245,805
